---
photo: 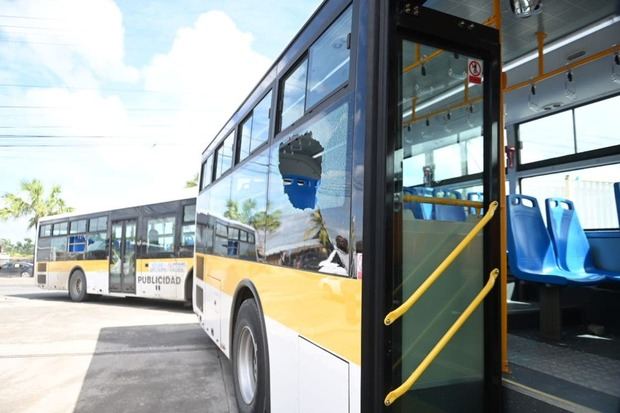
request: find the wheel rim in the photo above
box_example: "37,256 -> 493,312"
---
74,277 -> 82,296
237,326 -> 258,404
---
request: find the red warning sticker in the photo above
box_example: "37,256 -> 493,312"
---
468,59 -> 483,84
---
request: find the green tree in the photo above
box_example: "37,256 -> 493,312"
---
185,174 -> 199,188
224,199 -> 281,233
305,209 -> 332,250
0,179 -> 74,230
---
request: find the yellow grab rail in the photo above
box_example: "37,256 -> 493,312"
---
384,268 -> 500,406
402,195 -> 484,212
384,200 -> 498,326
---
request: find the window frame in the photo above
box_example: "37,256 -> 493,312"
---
517,92 -> 620,171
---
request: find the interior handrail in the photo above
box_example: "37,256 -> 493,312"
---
403,194 -> 484,212
384,268 -> 500,406
385,200 -> 498,326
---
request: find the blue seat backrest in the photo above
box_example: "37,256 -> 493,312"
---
434,189 -> 466,221
615,182 -> 620,225
545,197 -> 595,272
403,187 -> 434,220
467,192 -> 484,216
507,195 -> 559,274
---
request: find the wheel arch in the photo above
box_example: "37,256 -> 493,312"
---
230,279 -> 271,411
67,265 -> 86,290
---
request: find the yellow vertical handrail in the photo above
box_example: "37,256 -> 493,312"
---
384,268 -> 500,406
384,201 -> 498,326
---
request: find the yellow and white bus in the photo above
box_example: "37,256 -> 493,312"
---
35,198 -> 195,303
195,0 -> 620,411
194,1 -> 504,412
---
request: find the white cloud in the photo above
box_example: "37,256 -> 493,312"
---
143,10 -> 272,141
0,0 -> 138,84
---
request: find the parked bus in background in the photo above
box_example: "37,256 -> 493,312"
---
35,198 -> 195,303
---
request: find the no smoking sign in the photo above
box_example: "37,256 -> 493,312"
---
468,58 -> 483,84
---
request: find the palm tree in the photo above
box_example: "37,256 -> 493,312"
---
0,179 -> 74,230
304,209 -> 332,250
185,174 -> 199,188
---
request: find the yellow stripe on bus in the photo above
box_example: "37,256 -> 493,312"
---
198,253 -> 361,365
43,260 -> 108,272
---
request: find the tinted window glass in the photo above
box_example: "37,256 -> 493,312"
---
201,154 -> 214,190
183,204 -> 196,223
216,132 -> 235,179
250,92 -> 271,152
519,111 -> 574,164
53,222 -> 68,236
306,7 -> 352,108
37,238 -> 51,261
89,216 -> 107,232
50,237 -> 68,261
267,99 -> 351,275
70,220 -> 87,234
520,163 -> 620,229
86,232 -> 107,259
574,95 -> 620,152
146,216 -> 176,256
40,224 -> 52,237
280,59 -> 308,131
180,223 -> 195,258
68,235 -> 87,259
239,115 -> 253,162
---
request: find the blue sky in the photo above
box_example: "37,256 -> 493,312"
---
0,0 -> 321,242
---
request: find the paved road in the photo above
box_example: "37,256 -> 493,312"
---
0,277 -> 238,413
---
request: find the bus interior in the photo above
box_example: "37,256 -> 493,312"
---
414,1 -> 620,411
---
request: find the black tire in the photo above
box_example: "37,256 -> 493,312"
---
68,270 -> 89,302
184,273 -> 193,307
232,299 -> 270,413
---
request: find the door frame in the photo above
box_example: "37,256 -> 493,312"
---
361,3 -> 502,412
109,218 -> 137,294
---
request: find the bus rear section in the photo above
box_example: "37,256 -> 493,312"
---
35,198 -> 195,303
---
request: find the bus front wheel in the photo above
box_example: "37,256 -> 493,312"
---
232,299 -> 269,413
68,270 -> 89,302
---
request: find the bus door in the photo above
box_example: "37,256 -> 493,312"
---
363,5 -> 501,413
110,219 -> 137,294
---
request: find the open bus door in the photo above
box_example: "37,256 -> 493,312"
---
362,3 -> 502,412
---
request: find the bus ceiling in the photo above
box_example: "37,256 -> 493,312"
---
419,0 -> 620,125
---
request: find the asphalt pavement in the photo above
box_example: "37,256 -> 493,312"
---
0,277 -> 237,413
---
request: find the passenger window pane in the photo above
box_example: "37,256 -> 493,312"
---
86,232 -> 107,259
70,220 -> 87,234
280,59 -> 308,131
403,154 -> 425,187
201,154 -> 214,190
239,116 -> 253,162
183,204 -> 196,223
53,222 -> 68,236
306,7 -> 352,108
89,216 -> 107,232
466,136 -> 483,174
433,143 -> 462,182
267,99 -> 351,275
519,111 -> 574,164
40,224 -> 52,237
520,164 -> 620,229
146,216 -> 176,256
50,237 -> 68,261
216,132 -> 235,178
574,95 -> 620,153
37,238 -> 51,261
251,92 -> 271,152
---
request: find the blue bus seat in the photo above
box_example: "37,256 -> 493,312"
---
545,197 -> 620,283
434,189 -> 466,221
506,194 -> 605,286
467,192 -> 484,216
403,187 -> 434,220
